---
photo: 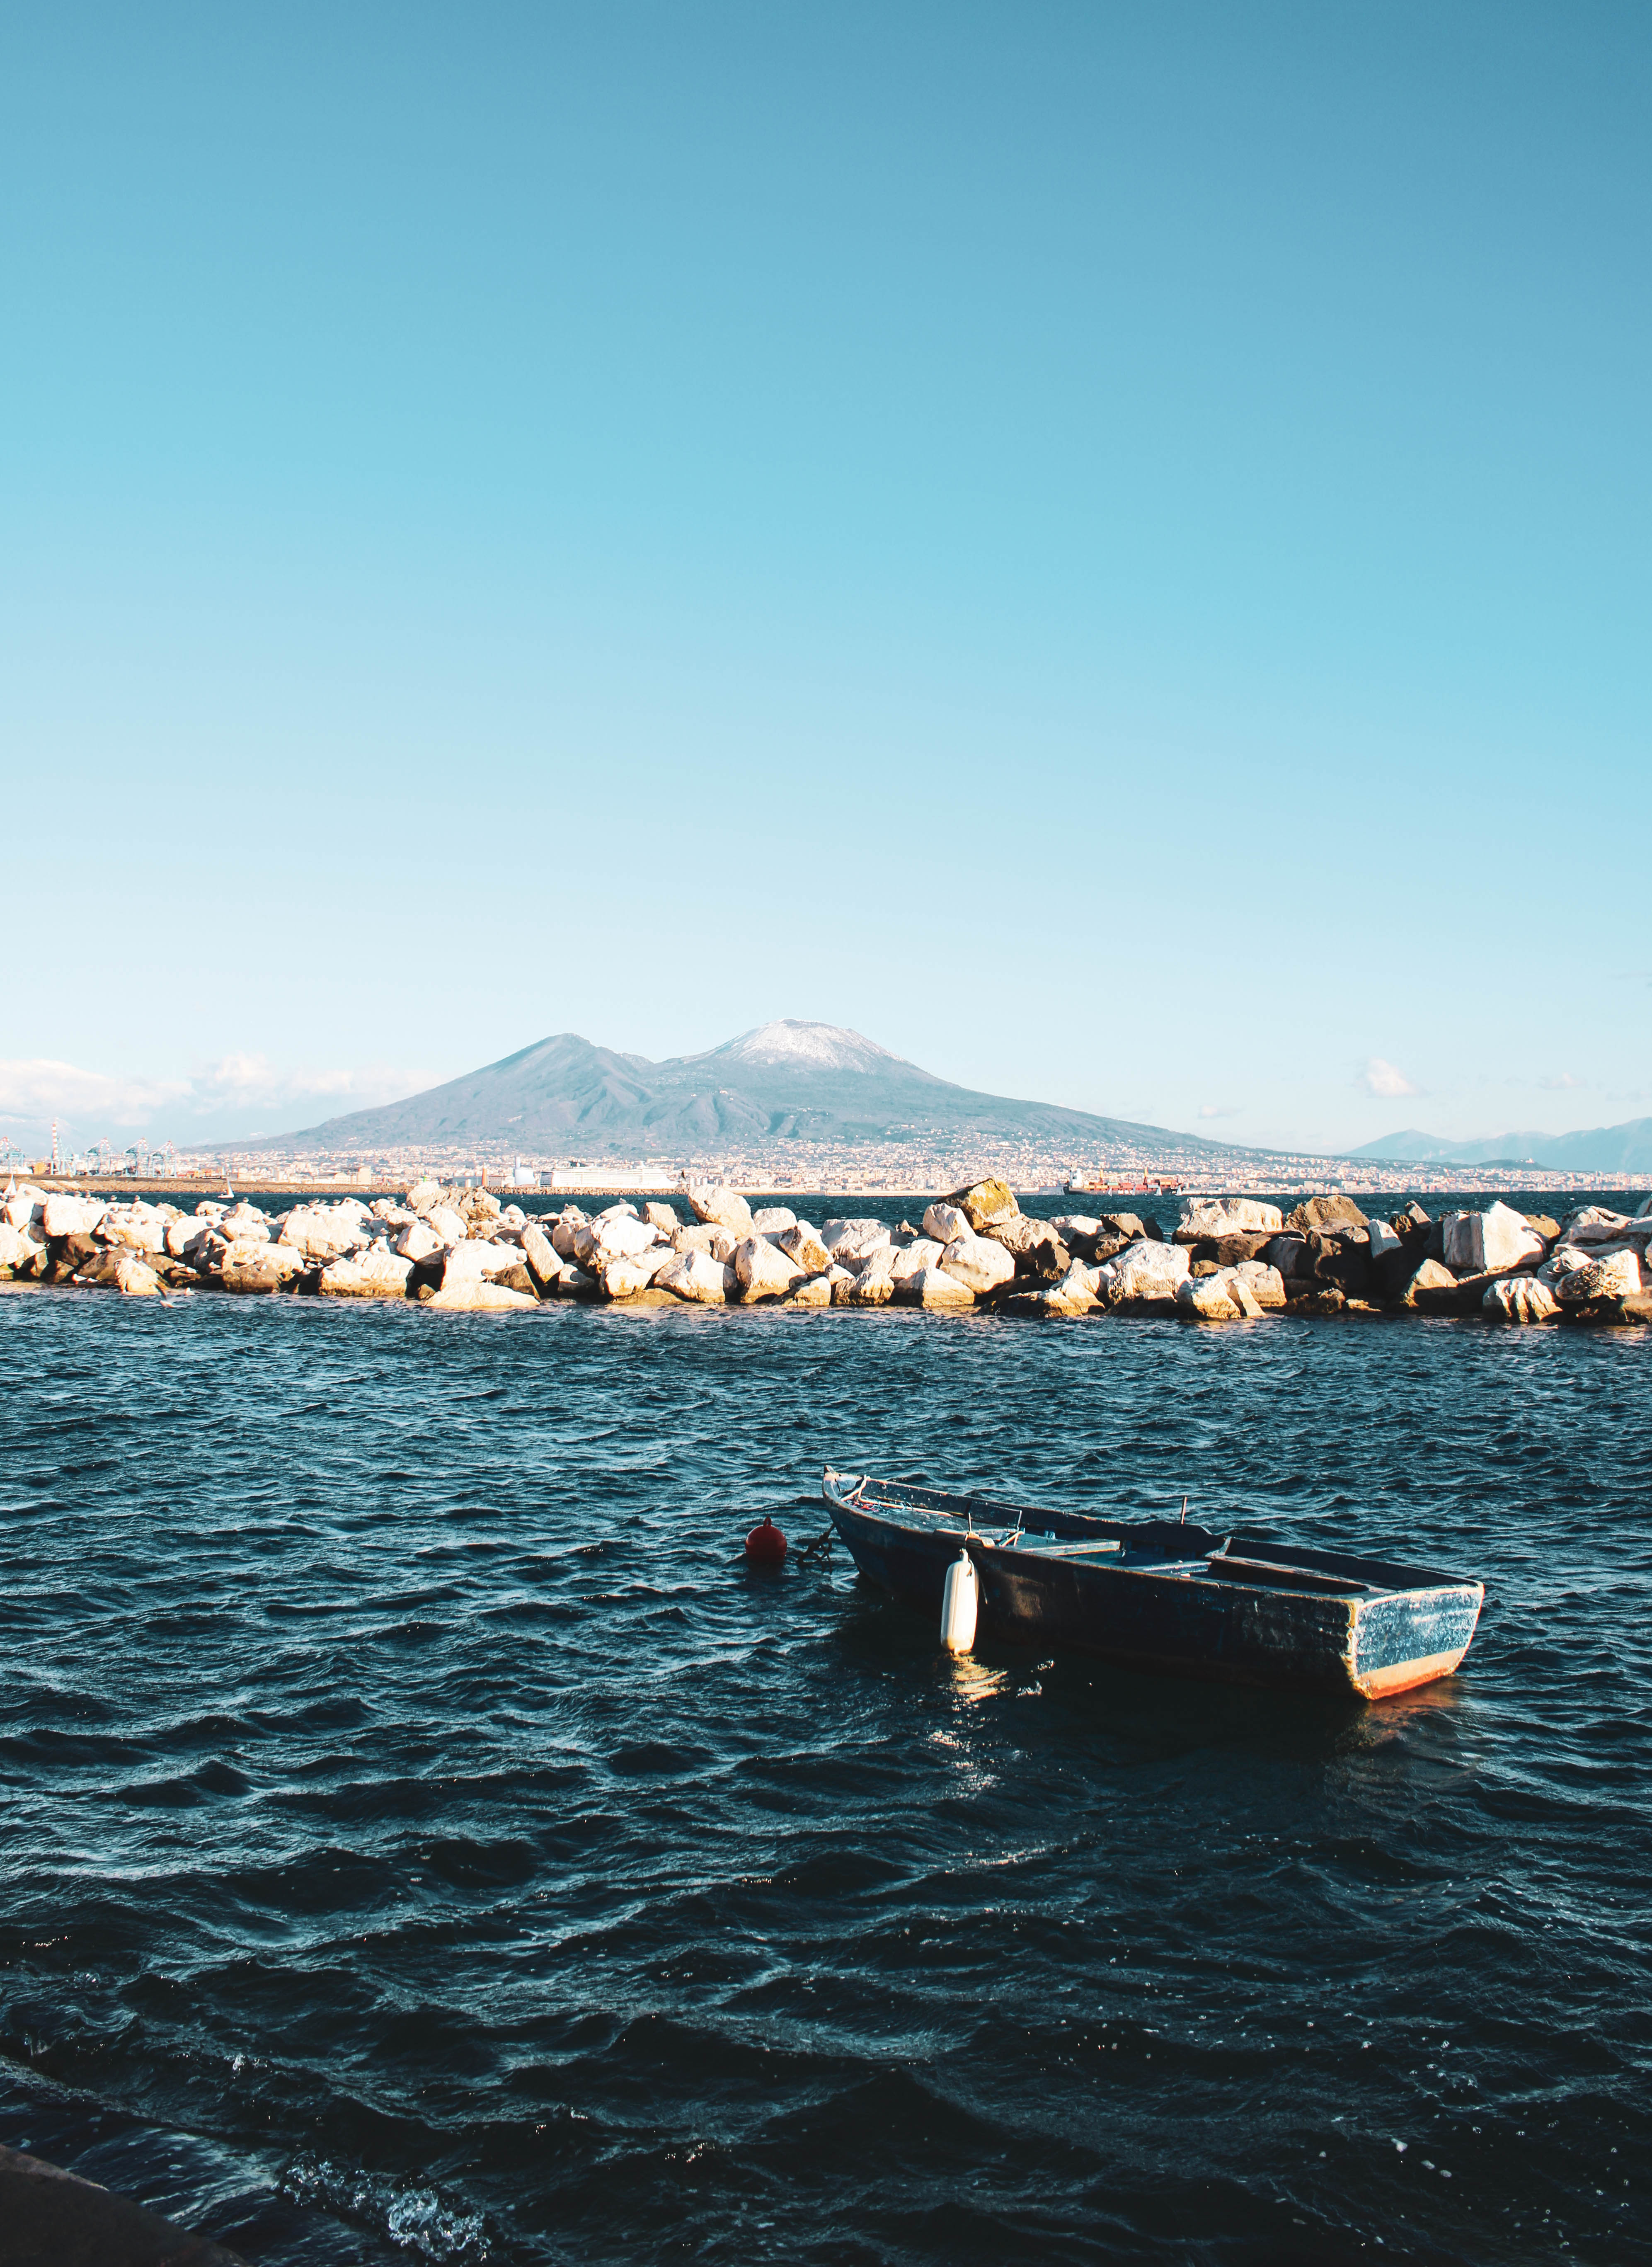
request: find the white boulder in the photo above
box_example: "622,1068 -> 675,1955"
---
922,1202 -> 971,1245
426,1279 -> 538,1311
822,1220 -> 892,1273
1560,1206 -> 1633,1245
0,1223 -> 36,1269
396,1219 -> 445,1262
519,1222 -> 560,1287
641,1202 -> 681,1235
282,1205 -> 368,1261
442,1239 -> 530,1287
114,1253 -> 162,1296
774,1221 -> 831,1274
786,1275 -> 832,1307
1555,1249 -> 1643,1304
657,1249 -> 733,1304
913,1264 -> 976,1306
687,1180 -> 754,1233
320,1247 -> 414,1297
597,1247 -> 676,1298
42,1194 -> 101,1238
940,1233 -> 1016,1295
1177,1267 -> 1264,1321
889,1237 -> 945,1292
1097,1241 -> 1191,1305
733,1236 -> 805,1298
750,1207 -> 796,1233
573,1212 -> 657,1267
1484,1275 -> 1559,1324
1175,1198 -> 1283,1241
1443,1202 -> 1545,1276
1367,1220 -> 1402,1261
1233,1260 -> 1288,1310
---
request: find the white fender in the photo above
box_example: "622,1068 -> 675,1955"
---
940,1549 -> 979,1654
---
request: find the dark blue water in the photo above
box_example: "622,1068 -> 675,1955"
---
2,1279 -> 1648,2265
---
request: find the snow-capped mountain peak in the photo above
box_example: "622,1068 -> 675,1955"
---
708,1021 -> 905,1075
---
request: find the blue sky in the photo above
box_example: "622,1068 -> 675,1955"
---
3,2 -> 1647,1152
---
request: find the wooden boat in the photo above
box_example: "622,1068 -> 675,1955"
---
821,1467 -> 1484,1700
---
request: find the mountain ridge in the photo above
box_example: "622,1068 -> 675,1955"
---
1352,1118 -> 1652,1172
243,1019 -> 1264,1165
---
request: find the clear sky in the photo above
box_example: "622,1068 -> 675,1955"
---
3,2 -> 1647,1153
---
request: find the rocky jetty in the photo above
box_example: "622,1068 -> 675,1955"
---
2,1176 -> 1648,1327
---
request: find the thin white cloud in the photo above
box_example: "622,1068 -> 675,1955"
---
1537,1072 -> 1584,1091
0,1054 -> 430,1140
1356,1057 -> 1423,1100
1197,1103 -> 1242,1120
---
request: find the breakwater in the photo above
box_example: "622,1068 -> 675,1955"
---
4,1173 -> 1650,1328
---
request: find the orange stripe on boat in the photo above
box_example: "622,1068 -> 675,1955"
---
1351,1647 -> 1469,1700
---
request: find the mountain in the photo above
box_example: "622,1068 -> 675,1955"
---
245,1019 -> 1248,1165
1352,1119 -> 1652,1172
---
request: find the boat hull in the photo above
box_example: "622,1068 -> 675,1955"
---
822,1470 -> 1483,1700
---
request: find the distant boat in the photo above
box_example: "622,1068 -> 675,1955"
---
821,1468 -> 1484,1700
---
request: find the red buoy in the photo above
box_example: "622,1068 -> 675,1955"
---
745,1515 -> 787,1567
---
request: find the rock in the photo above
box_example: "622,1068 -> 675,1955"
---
97,1207 -> 169,1254
1176,1270 -> 1260,1321
912,1264 -> 976,1306
572,1212 -> 657,1266
823,1220 -> 893,1273
164,1220 -> 213,1261
405,1178 -> 442,1215
1397,1256 -> 1460,1309
549,1208 -> 589,1260
598,1247 -> 678,1298
983,1215 -> 1070,1278
1048,1260 -> 1101,1312
319,1247 -> 414,1297
785,1275 -> 832,1307
1284,1195 -> 1369,1234
442,1239 -> 532,1287
42,1194 -> 101,1238
733,1236 -> 805,1299
1441,1201 -> 1545,1277
1367,1220 -> 1402,1261
1555,1249 -> 1643,1304
520,1222 -> 561,1288
846,1262 -> 896,1306
1558,1205 -> 1633,1245
1523,1214 -> 1560,1241
0,1222 -> 35,1272
1234,1261 -> 1287,1309
940,1233 -> 1017,1295
426,1279 -> 538,1311
1050,1214 -> 1105,1257
1175,1198 -> 1284,1242
1208,1231 -> 1275,1267
708,1227 -> 745,1264
641,1202 -> 681,1235
687,1180 -> 754,1233
1484,1275 -> 1559,1324
113,1253 -> 161,1296
282,1205 -> 369,1261
1097,1240 -> 1190,1306
889,1237 -> 945,1294
216,1204 -> 271,1243
395,1218 -> 446,1263
946,1178 -> 1019,1232
657,1249 -> 733,1303
456,1186 -> 503,1227
770,1221 -> 830,1273
671,1223 -> 724,1258
1261,1234 -> 1311,1281
921,1201 -> 971,1245
1289,1284 -> 1348,1315
420,1203 -> 464,1247
221,1241 -> 308,1293
553,1264 -> 596,1298
750,1206 -> 796,1233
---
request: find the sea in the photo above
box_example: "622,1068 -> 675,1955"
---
1,1191 -> 1648,2265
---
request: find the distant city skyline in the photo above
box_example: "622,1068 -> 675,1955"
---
4,4 -> 1647,1152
